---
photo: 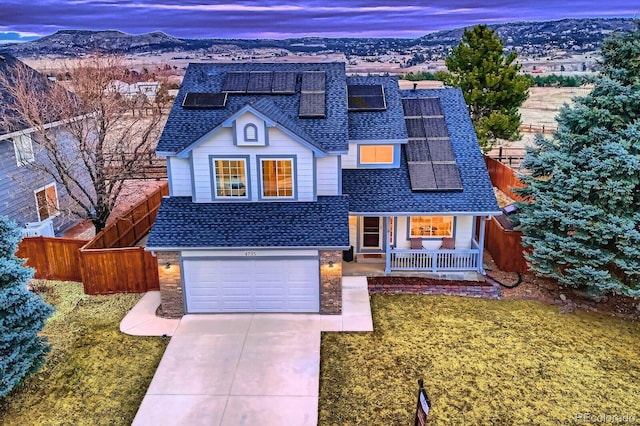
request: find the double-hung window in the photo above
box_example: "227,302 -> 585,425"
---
35,183 -> 59,221
260,158 -> 294,198
212,158 -> 248,198
14,134 -> 35,166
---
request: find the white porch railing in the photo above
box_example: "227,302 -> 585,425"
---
388,240 -> 482,272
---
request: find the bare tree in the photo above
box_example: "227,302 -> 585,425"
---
0,55 -> 169,232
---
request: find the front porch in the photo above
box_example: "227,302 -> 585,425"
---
343,258 -> 484,281
348,214 -> 490,275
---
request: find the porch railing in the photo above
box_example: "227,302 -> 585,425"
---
388,240 -> 482,272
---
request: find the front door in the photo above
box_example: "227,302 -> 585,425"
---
361,216 -> 382,250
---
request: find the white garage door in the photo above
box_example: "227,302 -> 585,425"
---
183,258 -> 319,313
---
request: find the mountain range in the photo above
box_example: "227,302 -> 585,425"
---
1,18 -> 636,61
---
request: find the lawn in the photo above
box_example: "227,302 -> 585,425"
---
0,281 -> 168,426
319,294 -> 640,425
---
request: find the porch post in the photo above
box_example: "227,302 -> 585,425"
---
384,216 -> 391,273
477,216 -> 488,274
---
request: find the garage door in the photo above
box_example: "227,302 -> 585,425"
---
183,258 -> 319,313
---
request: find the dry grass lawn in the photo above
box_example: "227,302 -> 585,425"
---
0,281 -> 168,426
320,294 -> 640,425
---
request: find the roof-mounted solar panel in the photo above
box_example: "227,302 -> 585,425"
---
433,163 -> 463,190
405,139 -> 431,162
299,71 -> 326,118
246,71 -> 274,93
271,71 -> 297,93
299,92 -> 326,118
427,139 -> 455,162
419,98 -> 443,116
403,96 -> 462,192
222,72 -> 250,92
182,92 -> 228,109
301,71 -> 326,92
347,84 -> 386,112
402,98 -> 422,117
407,162 -> 438,191
424,117 -> 449,138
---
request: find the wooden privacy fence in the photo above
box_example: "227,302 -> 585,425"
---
484,217 -> 529,273
484,156 -> 527,202
16,237 -> 87,281
80,182 -> 168,294
17,182 -> 168,295
89,184 -> 169,249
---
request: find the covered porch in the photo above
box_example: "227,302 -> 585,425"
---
346,215 -> 490,274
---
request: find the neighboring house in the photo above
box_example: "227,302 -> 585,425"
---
108,80 -> 160,100
0,53 -> 80,236
147,62 -> 500,317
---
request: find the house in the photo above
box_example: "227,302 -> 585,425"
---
0,53 -> 79,236
146,62 -> 500,317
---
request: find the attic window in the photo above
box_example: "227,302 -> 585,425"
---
244,123 -> 258,141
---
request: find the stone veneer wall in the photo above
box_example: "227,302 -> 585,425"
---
156,251 -> 184,318
320,250 -> 342,314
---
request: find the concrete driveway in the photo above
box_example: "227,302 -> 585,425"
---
130,277 -> 372,426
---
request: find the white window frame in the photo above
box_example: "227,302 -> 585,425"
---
212,158 -> 248,199
14,134 -> 35,166
34,183 -> 59,221
409,216 -> 454,238
260,158 -> 295,199
359,145 -> 394,164
243,123 -> 258,142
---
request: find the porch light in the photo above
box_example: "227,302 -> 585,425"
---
328,261 -> 334,268
164,262 -> 171,270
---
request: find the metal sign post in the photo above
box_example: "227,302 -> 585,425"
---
414,379 -> 431,426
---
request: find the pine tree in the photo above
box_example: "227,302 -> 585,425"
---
517,25 -> 640,297
440,25 -> 530,152
0,217 -> 54,398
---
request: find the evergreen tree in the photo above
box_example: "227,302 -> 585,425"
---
441,25 -> 530,152
517,25 -> 640,297
0,217 -> 54,398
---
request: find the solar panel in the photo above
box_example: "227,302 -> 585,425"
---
347,84 -> 386,112
403,96 -> 462,191
246,71 -> 273,93
299,92 -> 326,117
405,118 -> 426,138
419,98 -> 443,116
424,117 -> 449,138
348,95 -> 386,111
404,140 -> 431,162
301,71 -> 326,92
433,163 -> 463,190
182,92 -> 228,109
408,162 -> 437,190
271,71 -> 297,93
427,139 -> 455,162
348,84 -> 383,96
222,72 -> 249,92
402,98 -> 422,117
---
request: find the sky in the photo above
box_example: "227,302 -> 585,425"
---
1,1 -> 637,42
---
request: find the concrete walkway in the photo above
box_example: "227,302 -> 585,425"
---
126,277 -> 372,425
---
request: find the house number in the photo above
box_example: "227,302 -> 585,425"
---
244,251 -> 257,256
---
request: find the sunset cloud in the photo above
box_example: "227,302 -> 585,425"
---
1,0 -> 636,40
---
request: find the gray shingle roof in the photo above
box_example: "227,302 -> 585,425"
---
147,196 -> 350,249
346,75 -> 408,142
342,88 -> 500,214
157,62 -> 350,154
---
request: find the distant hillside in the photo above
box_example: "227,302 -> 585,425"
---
1,18 -> 636,60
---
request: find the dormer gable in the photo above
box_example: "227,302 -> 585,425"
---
176,102 -> 326,159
